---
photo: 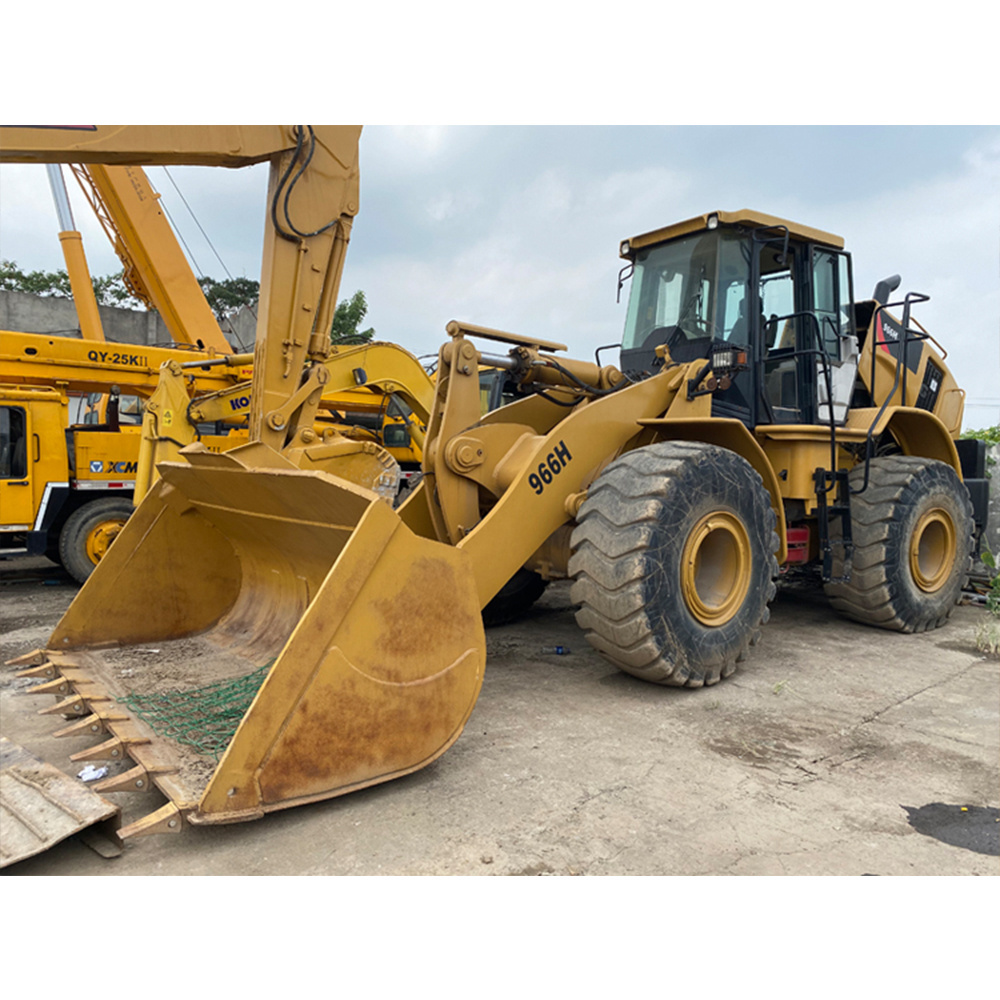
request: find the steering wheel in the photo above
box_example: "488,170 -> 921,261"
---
639,325 -> 686,355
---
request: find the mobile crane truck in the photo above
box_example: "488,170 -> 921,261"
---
0,127 -> 986,859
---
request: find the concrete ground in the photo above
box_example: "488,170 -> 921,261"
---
1,556 -> 997,876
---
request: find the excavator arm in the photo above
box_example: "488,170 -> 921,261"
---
134,340 -> 434,504
1,125 -> 361,455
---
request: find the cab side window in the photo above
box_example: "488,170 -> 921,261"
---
812,248 -> 853,356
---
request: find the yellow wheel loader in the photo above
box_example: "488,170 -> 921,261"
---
1,128 -> 986,850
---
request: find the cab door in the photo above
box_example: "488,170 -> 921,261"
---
0,404 -> 33,528
810,247 -> 857,424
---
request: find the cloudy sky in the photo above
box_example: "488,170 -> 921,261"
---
1,125 -> 997,429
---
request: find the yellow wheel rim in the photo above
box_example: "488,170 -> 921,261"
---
909,507 -> 956,593
681,511 -> 752,626
85,518 -> 127,566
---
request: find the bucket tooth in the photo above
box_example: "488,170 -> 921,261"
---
118,802 -> 185,840
6,648 -> 46,667
93,764 -> 166,794
69,735 -> 150,764
18,676 -> 72,697
38,694 -> 88,717
53,714 -> 108,739
15,662 -> 59,680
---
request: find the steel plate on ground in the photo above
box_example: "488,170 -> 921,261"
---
0,736 -> 120,868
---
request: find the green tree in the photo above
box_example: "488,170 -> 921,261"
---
2,258 -> 141,307
961,425 -> 1000,446
198,276 -> 260,319
330,290 -> 375,345
2,259 -> 73,298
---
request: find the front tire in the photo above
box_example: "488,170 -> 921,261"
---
482,569 -> 548,627
824,456 -> 973,632
59,497 -> 134,584
569,442 -> 779,687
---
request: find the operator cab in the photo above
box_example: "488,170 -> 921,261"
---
619,210 -> 858,428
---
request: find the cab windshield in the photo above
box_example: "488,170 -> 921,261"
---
622,229 -> 751,360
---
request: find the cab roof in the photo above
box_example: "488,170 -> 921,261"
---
622,210 -> 845,256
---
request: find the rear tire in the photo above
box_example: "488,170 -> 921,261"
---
59,497 -> 134,585
824,456 -> 973,632
569,442 -> 779,687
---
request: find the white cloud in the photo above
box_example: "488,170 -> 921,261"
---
3,126 -> 996,431
381,126 -> 454,161
833,134 -> 1000,427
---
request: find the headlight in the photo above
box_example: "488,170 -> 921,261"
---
711,346 -> 748,372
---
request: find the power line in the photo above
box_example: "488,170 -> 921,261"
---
160,166 -> 234,282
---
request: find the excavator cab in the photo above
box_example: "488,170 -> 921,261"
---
619,210 -> 859,430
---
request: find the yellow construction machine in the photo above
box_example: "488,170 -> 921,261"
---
0,330 -> 251,582
0,127 -> 987,851
135,338 -> 434,505
1,157 -> 249,581
2,156 -> 429,582
43,159 -> 235,352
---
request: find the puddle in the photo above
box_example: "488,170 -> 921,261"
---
902,803 -> 1000,856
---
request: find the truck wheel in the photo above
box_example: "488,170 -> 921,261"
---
59,497 -> 134,584
482,569 -> 548,627
824,456 -> 973,632
569,442 -> 779,687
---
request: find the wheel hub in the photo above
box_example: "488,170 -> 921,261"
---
909,506 -> 956,593
681,511 -> 751,626
85,518 -> 127,565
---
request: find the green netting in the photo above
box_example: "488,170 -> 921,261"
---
119,663 -> 272,760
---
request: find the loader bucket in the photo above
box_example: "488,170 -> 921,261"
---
29,448 -> 485,835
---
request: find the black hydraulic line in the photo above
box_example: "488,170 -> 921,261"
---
530,387 -> 585,408
270,126 -> 345,242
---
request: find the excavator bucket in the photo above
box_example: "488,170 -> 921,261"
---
24,448 -> 485,836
